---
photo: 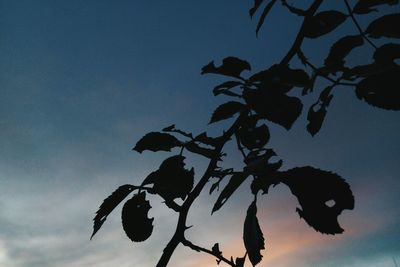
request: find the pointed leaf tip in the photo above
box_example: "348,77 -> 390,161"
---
243,201 -> 265,266
209,101 -> 245,124
212,172 -> 249,213
91,184 -> 134,240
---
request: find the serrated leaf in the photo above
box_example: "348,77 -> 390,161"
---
366,13 -> 400,38
210,101 -> 245,124
280,166 -> 354,234
324,35 -> 364,73
304,10 -> 347,38
142,155 -> 194,201
353,0 -> 398,14
243,200 -> 265,266
201,57 -> 251,78
255,0 -> 278,36
133,132 -> 181,153
307,86 -> 334,136
121,191 -> 154,242
212,172 -> 249,213
243,88 -> 303,130
356,66 -> 400,110
91,184 -> 134,239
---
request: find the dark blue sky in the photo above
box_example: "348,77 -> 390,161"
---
0,1 -> 399,266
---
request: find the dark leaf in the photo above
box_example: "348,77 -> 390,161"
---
356,66 -> 400,110
324,35 -> 364,73
280,166 -> 354,234
201,57 -> 251,78
307,86 -> 334,136
304,11 -> 347,38
281,0 -> 307,16
243,200 -> 265,266
245,149 -> 282,194
243,124 -> 270,150
213,81 -> 243,96
373,43 -> 400,63
249,0 -> 264,17
239,121 -> 270,150
133,132 -> 181,153
209,181 -> 220,195
212,243 -> 222,257
91,184 -> 134,240
366,13 -> 400,38
210,101 -> 245,124
212,172 -> 249,213
121,192 -> 154,242
142,155 -> 194,201
255,0 -> 278,36
353,0 -> 399,14
244,149 -> 278,176
250,64 -> 311,91
345,62 -> 392,78
243,88 -> 303,130
185,141 -> 216,159
302,71 -> 317,95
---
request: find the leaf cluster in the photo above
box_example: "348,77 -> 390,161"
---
90,1 -> 399,266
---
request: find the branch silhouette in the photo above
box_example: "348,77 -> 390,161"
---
90,0 -> 400,266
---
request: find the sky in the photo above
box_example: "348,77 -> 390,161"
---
0,1 -> 399,267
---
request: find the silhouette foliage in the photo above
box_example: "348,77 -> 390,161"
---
91,1 -> 400,266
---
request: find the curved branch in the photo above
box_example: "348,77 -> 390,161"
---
155,112 -> 248,267
343,0 -> 377,49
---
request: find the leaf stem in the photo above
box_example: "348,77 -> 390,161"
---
297,50 -> 357,87
280,0 -> 324,65
343,0 -> 378,50
181,238 -> 236,267
155,113 -> 247,267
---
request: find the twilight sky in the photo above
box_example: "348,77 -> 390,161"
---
0,1 -> 399,267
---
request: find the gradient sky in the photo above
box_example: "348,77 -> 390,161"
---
0,1 -> 399,267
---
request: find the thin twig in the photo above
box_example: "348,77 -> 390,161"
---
155,113 -> 247,267
343,0 -> 378,49
181,238 -> 235,267
297,51 -> 357,87
280,0 -> 324,65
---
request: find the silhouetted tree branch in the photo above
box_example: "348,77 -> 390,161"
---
90,1 -> 400,266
